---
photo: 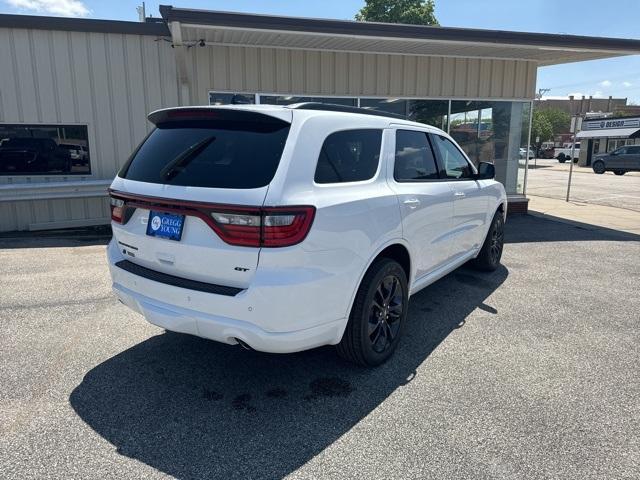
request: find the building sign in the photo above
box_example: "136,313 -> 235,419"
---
582,117 -> 640,131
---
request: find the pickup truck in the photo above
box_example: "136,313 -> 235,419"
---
554,143 -> 580,163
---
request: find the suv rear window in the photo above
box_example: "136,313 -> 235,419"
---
120,117 -> 290,189
315,129 -> 382,184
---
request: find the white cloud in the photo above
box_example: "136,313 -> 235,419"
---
593,91 -> 605,98
599,80 -> 612,87
6,0 -> 89,17
623,81 -> 633,87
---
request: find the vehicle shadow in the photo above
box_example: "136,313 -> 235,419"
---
0,226 -> 111,249
70,264 -> 508,480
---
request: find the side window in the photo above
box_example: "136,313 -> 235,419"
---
616,147 -> 628,155
628,146 -> 640,155
394,130 -> 439,181
432,135 -> 474,179
314,129 -> 382,184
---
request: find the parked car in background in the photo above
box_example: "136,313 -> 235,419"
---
519,147 -> 535,159
107,103 -> 507,366
0,137 -> 71,173
592,145 -> 640,175
540,147 -> 556,159
58,143 -> 89,166
554,142 -> 580,163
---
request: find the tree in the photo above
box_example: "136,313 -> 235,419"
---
355,0 -> 438,25
531,110 -> 553,150
541,108 -> 570,136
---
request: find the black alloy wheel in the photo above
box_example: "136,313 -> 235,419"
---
369,275 -> 403,354
337,258 -> 409,366
472,212 -> 504,272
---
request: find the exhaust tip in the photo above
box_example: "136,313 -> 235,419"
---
235,338 -> 253,351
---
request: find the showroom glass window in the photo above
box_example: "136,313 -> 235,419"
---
260,95 -> 357,106
0,124 -> 90,175
208,92 -> 256,105
450,100 -> 530,194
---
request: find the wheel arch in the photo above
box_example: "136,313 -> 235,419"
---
343,239 -> 413,320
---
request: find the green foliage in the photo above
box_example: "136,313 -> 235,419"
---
532,110 -> 553,147
542,108 -> 570,135
355,0 -> 438,25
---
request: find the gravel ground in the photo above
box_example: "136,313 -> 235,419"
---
0,216 -> 638,480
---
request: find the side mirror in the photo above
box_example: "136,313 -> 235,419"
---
611,151 -> 618,156
476,161 -> 495,180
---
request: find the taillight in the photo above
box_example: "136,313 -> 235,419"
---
261,207 -> 315,247
108,190 -> 315,248
209,206 -> 315,247
110,197 -> 125,223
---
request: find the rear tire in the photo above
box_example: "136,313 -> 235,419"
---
337,258 -> 408,367
614,170 -> 626,176
471,212 -> 505,272
593,161 -> 605,174
558,155 -> 566,163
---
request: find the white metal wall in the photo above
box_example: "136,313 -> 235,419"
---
185,46 -> 537,104
0,27 -> 179,232
0,32 -> 536,232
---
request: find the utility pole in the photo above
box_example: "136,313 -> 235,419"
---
536,88 -> 551,100
566,115 -> 583,202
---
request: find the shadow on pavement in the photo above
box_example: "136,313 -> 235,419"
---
70,264 -> 508,480
0,226 -> 111,249
505,214 -> 640,243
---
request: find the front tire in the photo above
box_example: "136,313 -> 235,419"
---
337,258 -> 408,367
471,212 -> 505,272
614,170 -> 626,176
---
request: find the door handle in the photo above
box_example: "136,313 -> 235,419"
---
403,198 -> 421,208
453,191 -> 466,198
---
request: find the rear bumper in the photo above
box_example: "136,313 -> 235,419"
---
107,239 -> 348,353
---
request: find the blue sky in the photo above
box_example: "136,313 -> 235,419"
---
3,0 -> 640,103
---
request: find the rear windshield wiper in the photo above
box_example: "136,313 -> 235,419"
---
160,136 -> 216,180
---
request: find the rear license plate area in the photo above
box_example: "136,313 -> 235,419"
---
146,210 -> 185,241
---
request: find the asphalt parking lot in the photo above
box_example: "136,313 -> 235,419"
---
526,159 -> 640,212
1,216 -> 638,480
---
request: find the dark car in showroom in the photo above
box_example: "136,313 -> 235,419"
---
0,137 -> 72,174
592,145 -> 640,175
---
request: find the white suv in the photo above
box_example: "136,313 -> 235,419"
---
107,104 -> 506,366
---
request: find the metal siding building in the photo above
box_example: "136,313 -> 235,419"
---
1,6 -> 639,232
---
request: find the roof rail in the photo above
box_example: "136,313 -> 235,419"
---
286,102 -> 406,120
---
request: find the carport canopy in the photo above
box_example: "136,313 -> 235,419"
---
576,127 -> 640,138
159,5 -> 640,66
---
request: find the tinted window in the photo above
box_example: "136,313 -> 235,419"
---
432,135 -> 474,179
615,147 -> 628,155
627,146 -> 640,155
315,129 -> 382,184
394,130 -> 439,181
0,124 -> 90,175
120,118 -> 290,189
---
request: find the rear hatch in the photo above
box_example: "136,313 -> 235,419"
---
109,107 -> 296,290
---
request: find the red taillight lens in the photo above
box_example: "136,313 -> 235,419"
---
110,196 -> 125,223
209,206 -> 315,247
261,207 -> 315,247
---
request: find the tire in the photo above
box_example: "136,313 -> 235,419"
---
593,161 -> 606,174
573,158 -> 579,164
614,170 -> 626,176
558,155 -> 566,163
471,211 -> 505,272
337,258 -> 409,367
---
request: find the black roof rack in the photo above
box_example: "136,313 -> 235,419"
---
287,102 -> 406,120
